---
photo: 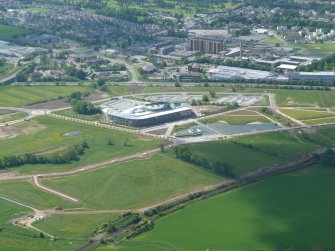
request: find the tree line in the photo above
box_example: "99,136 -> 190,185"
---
173,146 -> 235,177
0,142 -> 89,169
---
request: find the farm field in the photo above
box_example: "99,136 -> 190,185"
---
0,116 -> 159,174
43,154 -> 221,210
33,214 -> 119,239
0,24 -> 31,40
0,111 -> 28,123
0,180 -> 77,209
280,108 -> 335,120
200,115 -> 270,125
0,85 -> 92,107
0,199 -> 84,251
113,164 -> 335,251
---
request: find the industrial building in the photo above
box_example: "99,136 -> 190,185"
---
190,36 -> 226,54
101,99 -> 194,127
287,72 -> 335,82
207,66 -> 275,80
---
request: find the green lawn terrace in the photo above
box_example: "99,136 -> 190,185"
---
113,164 -> 335,251
0,116 -> 160,174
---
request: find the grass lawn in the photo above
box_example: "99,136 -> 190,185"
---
280,108 -> 335,120
22,7 -> 51,12
53,108 -> 102,121
0,24 -> 31,40
177,129 -> 322,176
33,214 -> 119,239
262,36 -> 285,46
0,180 -> 77,209
0,116 -> 159,174
274,90 -> 335,107
0,199 -> 84,251
114,164 -> 335,251
0,85 -> 92,107
288,41 -> 335,53
0,111 -> 28,123
200,115 -> 270,124
43,154 -> 221,210
0,63 -> 15,76
305,116 -> 335,125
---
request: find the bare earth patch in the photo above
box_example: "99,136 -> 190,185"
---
147,128 -> 168,136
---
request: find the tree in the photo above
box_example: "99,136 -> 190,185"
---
75,69 -> 87,80
108,139 -> 114,146
202,95 -> 209,102
124,138 -> 129,146
97,78 -> 106,87
160,144 -> 165,153
209,90 -> 216,98
175,82 -> 181,87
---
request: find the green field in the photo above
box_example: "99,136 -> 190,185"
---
0,111 -> 28,123
0,199 -> 84,251
280,108 -> 335,120
34,214 -> 119,239
43,154 -> 221,210
200,115 -> 270,125
54,108 -> 102,121
0,63 -> 15,76
0,116 -> 159,174
0,85 -> 92,107
305,116 -> 335,125
0,180 -> 77,209
178,129 -> 323,176
114,164 -> 335,251
289,41 -> 335,53
275,90 -> 335,107
0,24 -> 30,40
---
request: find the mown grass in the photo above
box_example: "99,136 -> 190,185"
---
0,180 -> 77,209
0,111 -> 28,123
280,108 -> 335,120
0,116 -> 159,174
115,164 -> 335,251
288,41 -> 335,53
0,85 -> 92,107
43,154 -> 221,210
0,199 -> 84,251
275,90 -> 335,107
34,214 -> 119,239
200,115 -> 270,125
305,116 -> 335,125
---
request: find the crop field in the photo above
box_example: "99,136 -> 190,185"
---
0,24 -> 31,40
0,199 -> 84,251
200,115 -> 270,125
280,108 -> 335,120
34,214 -> 119,239
0,111 -> 28,123
274,90 -> 335,107
0,85 -> 92,107
43,154 -> 221,210
113,164 -> 335,251
0,180 -> 77,209
0,116 -> 159,174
